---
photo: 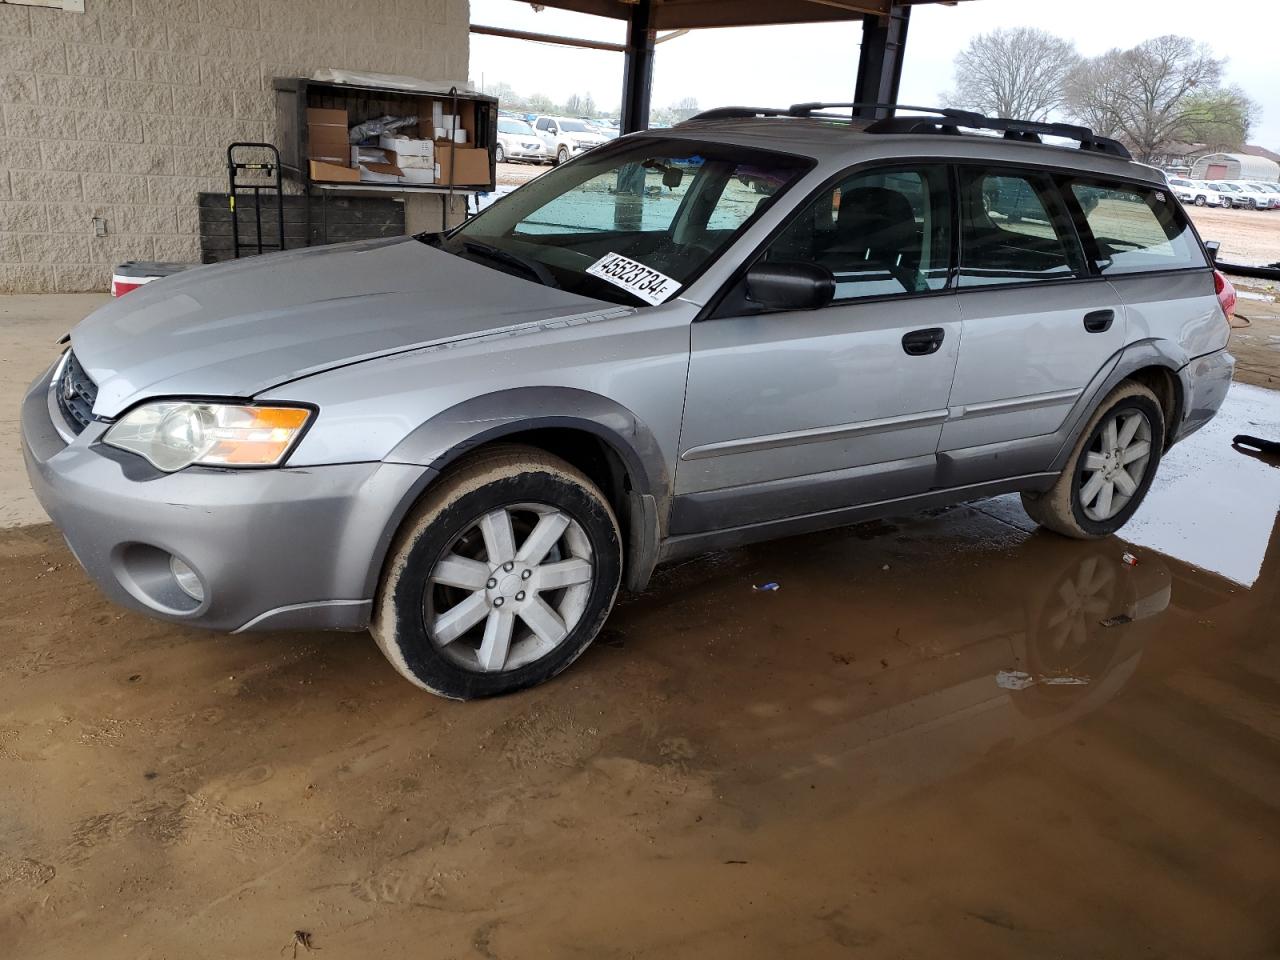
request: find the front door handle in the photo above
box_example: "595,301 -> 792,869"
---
902,327 -> 945,356
1083,309 -> 1115,333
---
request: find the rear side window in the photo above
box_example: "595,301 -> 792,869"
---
1068,180 -> 1207,274
958,169 -> 1083,287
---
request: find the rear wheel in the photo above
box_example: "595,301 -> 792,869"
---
372,446 -> 622,699
1021,382 -> 1164,539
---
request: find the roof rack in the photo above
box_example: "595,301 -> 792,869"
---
678,102 -> 1132,161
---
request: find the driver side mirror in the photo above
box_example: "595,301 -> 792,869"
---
745,261 -> 836,311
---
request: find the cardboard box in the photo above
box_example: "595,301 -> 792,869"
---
380,134 -> 433,158
307,107 -> 347,126
399,167 -> 436,185
435,146 -> 490,186
307,105 -> 350,164
358,158 -> 404,184
309,159 -> 359,183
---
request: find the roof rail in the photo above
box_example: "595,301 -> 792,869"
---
678,101 -> 1132,161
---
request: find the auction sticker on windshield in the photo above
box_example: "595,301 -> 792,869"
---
585,252 -> 679,305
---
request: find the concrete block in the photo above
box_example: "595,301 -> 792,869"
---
147,175 -> 209,206
111,142 -> 174,175
82,172 -> 150,204
87,233 -> 155,264
134,0 -> 199,21
2,136 -> 43,172
36,75 -> 109,110
0,173 -> 9,202
30,8 -> 102,44
10,170 -> 83,203
154,234 -> 200,263
179,86 -> 235,119
115,203 -> 178,234
6,38 -> 68,74
106,80 -> 174,115
169,22 -> 260,59
46,202 -> 112,234
199,0 -> 262,29
66,43 -> 135,80
233,89 -> 272,122
0,265 -> 58,294
0,4 -> 31,38
0,202 -> 47,233
0,230 -> 19,262
77,110 -> 144,143
41,139 -> 110,172
0,73 -> 39,105
199,56 -> 262,89
143,115 -> 209,146
5,104 -> 78,141
98,16 -> 170,51
55,263 -> 111,292
171,145 -> 225,179
175,203 -> 199,235
134,50 -> 190,84
20,232 -> 90,265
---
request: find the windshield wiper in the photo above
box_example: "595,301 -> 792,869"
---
461,240 -> 560,289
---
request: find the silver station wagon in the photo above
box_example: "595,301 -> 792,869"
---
22,104 -> 1234,699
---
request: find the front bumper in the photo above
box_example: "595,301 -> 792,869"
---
505,144 -> 545,161
1174,348 -> 1235,443
21,364 -> 428,633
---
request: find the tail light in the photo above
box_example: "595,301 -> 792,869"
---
1213,269 -> 1236,323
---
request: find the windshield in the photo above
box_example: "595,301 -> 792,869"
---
560,119 -> 590,132
439,138 -> 812,306
499,119 -> 533,134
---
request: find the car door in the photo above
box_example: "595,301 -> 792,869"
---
673,163 -> 963,535
938,165 -> 1125,483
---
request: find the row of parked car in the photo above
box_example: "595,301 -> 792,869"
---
495,115 -> 618,166
1167,177 -> 1280,210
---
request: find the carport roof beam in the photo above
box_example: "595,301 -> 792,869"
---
519,0 -> 971,30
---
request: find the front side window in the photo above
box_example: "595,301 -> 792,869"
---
441,139 -> 811,306
1069,179 -> 1207,274
958,168 -> 1083,287
760,165 -> 951,299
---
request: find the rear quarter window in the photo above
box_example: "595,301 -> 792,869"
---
1069,180 -> 1207,275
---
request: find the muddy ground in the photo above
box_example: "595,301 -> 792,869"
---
4,384 -> 1280,958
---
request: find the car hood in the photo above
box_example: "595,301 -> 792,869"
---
71,237 -> 616,418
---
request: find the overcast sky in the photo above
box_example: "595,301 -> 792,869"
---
469,0 -> 1279,149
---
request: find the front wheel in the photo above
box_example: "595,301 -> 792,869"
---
1021,382 -> 1164,539
556,146 -> 569,165
1194,195 -> 1207,206
372,446 -> 622,699
495,144 -> 505,163
1221,198 -> 1233,209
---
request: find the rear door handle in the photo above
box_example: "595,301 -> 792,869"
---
902,327 -> 945,356
1083,309 -> 1115,333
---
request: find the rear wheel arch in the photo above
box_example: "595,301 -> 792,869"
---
1125,365 -> 1183,450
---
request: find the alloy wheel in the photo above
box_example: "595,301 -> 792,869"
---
496,144 -> 505,163
1077,409 -> 1154,522
423,503 -> 594,673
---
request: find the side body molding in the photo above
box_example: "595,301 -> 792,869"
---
383,387 -> 672,591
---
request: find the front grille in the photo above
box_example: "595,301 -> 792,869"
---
55,351 -> 97,434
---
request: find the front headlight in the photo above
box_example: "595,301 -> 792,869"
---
104,401 -> 312,472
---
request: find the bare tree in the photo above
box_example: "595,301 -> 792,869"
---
670,96 -> 700,123
946,28 -> 1079,120
1066,36 -> 1228,162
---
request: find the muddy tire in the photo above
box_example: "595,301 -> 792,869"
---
1021,382 -> 1164,539
372,445 -> 622,700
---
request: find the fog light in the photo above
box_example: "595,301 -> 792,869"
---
170,555 -> 204,603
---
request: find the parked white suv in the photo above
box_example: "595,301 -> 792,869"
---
533,116 -> 609,165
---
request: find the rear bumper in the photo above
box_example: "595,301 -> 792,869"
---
1174,349 -> 1234,443
21,366 -> 428,633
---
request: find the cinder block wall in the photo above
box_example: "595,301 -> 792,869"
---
0,0 -> 469,293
